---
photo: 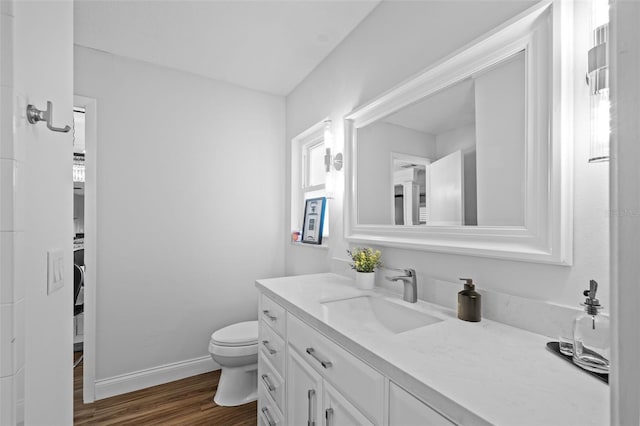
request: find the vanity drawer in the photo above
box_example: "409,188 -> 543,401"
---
260,320 -> 286,375
258,383 -> 284,426
287,313 -> 385,424
259,352 -> 285,413
261,295 -> 286,338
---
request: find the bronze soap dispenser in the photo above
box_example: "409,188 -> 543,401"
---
458,278 -> 481,322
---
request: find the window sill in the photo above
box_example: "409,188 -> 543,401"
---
290,241 -> 329,250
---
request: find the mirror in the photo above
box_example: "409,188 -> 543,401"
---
344,2 -> 573,265
357,51 -> 525,227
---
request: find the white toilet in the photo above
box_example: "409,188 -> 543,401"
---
208,320 -> 259,406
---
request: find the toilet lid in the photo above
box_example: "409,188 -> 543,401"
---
211,320 -> 258,347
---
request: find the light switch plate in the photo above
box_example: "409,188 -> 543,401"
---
47,249 -> 64,295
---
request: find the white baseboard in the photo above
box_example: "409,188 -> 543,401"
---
94,356 -> 219,400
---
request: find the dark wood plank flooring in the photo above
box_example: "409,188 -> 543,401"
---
74,352 -> 257,425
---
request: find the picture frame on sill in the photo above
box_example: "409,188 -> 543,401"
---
302,197 -> 326,245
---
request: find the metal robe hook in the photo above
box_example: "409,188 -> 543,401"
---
26,101 -> 71,133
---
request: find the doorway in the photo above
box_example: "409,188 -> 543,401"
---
73,95 -> 97,403
73,107 -> 85,360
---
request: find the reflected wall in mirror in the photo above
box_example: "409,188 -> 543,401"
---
344,1 -> 574,265
357,51 -> 525,227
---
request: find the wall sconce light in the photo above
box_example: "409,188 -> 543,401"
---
587,0 -> 610,163
325,148 -> 343,172
322,119 -> 342,200
323,120 -> 343,172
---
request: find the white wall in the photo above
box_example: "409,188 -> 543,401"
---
475,53 -> 525,226
357,121 -> 434,224
435,124 -> 475,159
286,1 -> 609,316
6,1 -> 74,424
74,46 -> 285,385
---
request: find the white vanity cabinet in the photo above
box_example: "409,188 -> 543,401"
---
287,346 -> 378,426
258,294 -> 287,425
287,313 -> 384,424
261,295 -> 287,336
256,274 -> 609,426
286,311 -> 381,425
323,380 -> 374,426
258,383 -> 284,426
258,292 -> 455,426
286,348 -> 323,425
286,348 -> 373,426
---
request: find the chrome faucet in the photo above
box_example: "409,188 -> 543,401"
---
386,268 -> 417,303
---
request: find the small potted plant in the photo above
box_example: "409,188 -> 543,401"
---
347,247 -> 382,290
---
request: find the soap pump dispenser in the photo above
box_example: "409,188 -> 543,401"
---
572,280 -> 610,373
458,278 -> 481,322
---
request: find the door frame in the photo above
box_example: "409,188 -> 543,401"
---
74,95 -> 97,403
610,1 -> 640,423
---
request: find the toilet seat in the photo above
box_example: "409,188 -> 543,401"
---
210,320 -> 258,347
209,340 -> 258,358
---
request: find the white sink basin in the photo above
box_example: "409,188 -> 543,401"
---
321,296 -> 442,334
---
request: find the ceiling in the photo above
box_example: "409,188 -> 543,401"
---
384,78 -> 476,135
74,0 -> 380,96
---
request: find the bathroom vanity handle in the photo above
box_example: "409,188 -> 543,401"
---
262,340 -> 277,355
262,310 -> 277,321
261,407 -> 276,426
307,389 -> 316,426
305,347 -> 332,369
261,374 -> 276,392
325,408 -> 334,426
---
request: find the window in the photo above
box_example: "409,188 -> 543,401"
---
305,140 -> 326,188
291,119 -> 330,241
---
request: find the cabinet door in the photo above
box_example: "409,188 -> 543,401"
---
323,381 -> 373,426
287,348 -> 323,426
389,382 -> 454,425
288,313 -> 385,423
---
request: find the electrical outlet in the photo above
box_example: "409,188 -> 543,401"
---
47,249 -> 64,294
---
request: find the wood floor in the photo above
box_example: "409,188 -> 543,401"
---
74,352 -> 257,425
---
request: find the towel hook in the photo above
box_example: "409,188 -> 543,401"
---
26,101 -> 71,133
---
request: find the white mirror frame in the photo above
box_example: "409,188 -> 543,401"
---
344,1 -> 573,265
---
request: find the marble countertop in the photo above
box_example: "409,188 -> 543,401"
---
256,273 -> 609,426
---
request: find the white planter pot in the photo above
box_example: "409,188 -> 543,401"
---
355,271 -> 376,290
